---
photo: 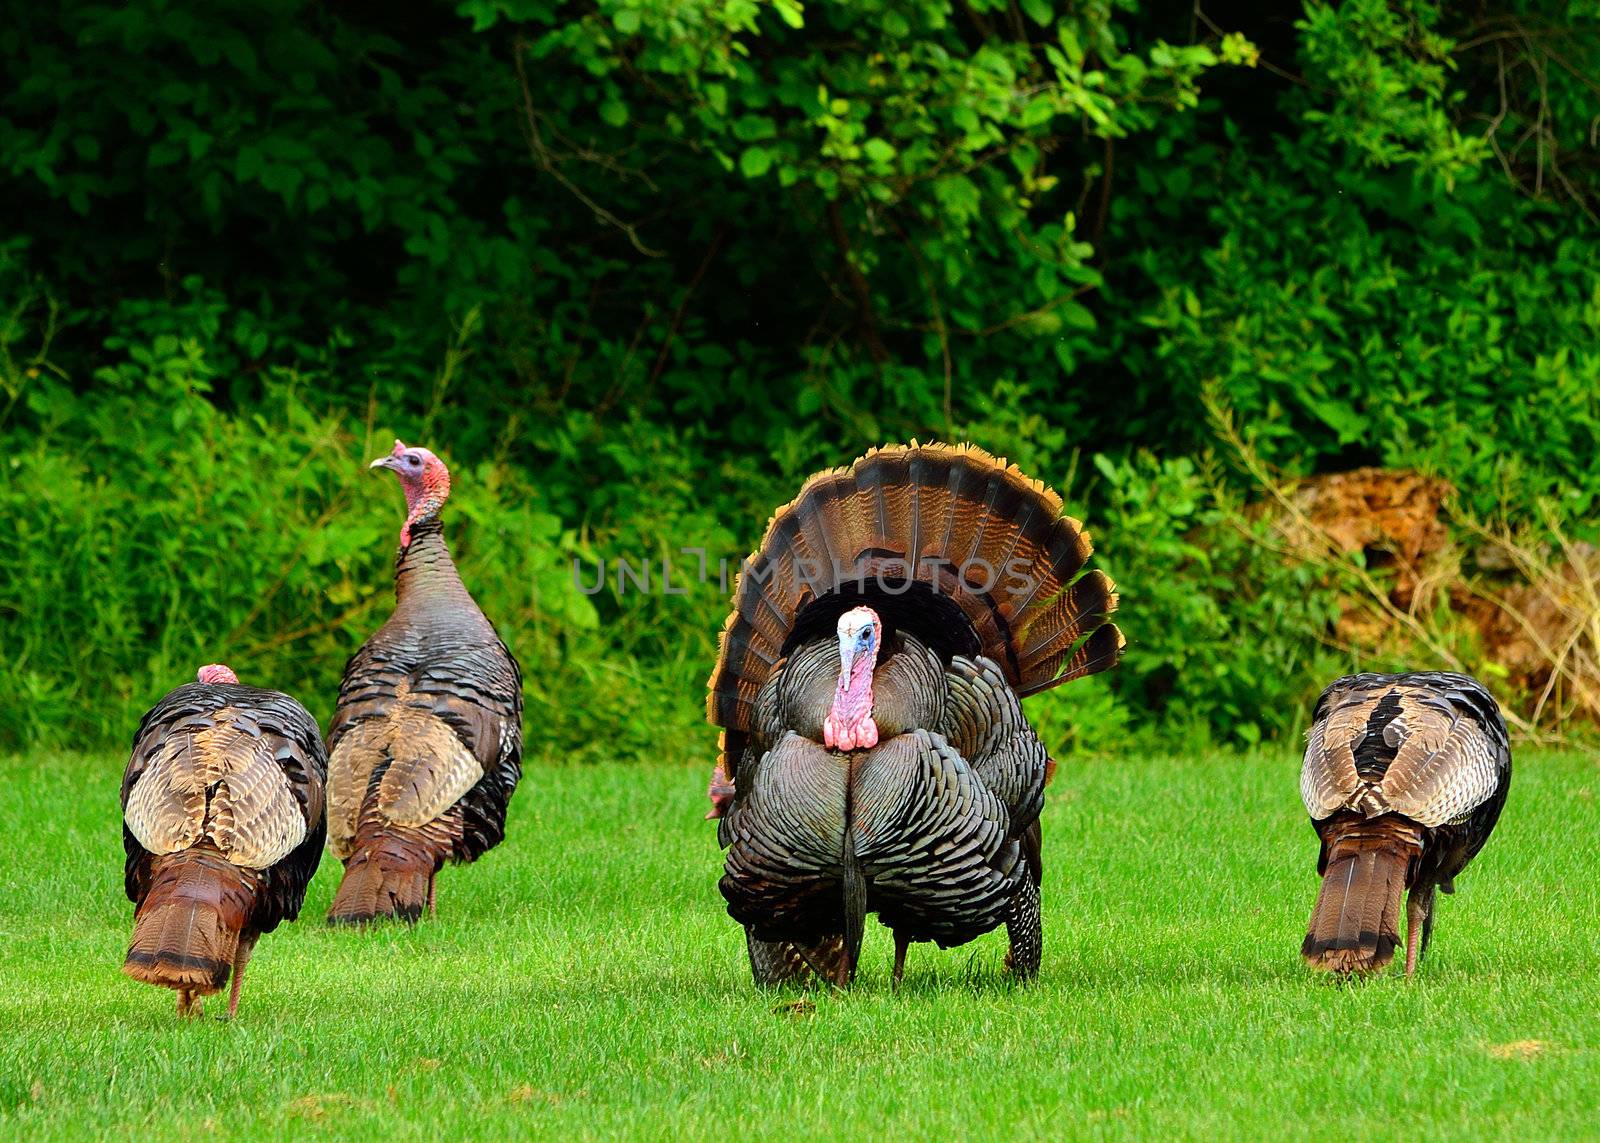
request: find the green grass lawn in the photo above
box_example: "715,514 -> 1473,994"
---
2,747 -> 1598,1140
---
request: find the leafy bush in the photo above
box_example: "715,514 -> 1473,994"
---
1078,452 -> 1346,748
0,277 -> 598,749
1,1 -> 1597,749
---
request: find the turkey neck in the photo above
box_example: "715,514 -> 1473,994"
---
393,517 -> 474,615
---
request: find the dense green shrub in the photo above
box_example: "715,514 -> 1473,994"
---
0,268 -> 606,749
1130,2 -> 1600,520
1,1 -> 1596,750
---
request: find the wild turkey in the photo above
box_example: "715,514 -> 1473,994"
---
325,440 -> 523,925
707,442 -> 1123,986
121,664 -> 326,1018
1300,671 -> 1511,976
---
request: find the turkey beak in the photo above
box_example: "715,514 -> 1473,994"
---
369,455 -> 399,472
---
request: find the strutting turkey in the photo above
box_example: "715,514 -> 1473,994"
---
706,442 -> 1124,986
1300,671 -> 1511,976
325,440 -> 523,925
121,664 -> 326,1018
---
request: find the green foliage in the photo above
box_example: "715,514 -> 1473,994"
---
1297,0 -> 1486,184
1085,452 -> 1345,748
1132,9 -> 1600,521
0,270 -> 601,749
1,1 -> 1597,748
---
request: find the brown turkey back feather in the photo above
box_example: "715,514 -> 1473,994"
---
1302,816 -> 1423,975
123,847 -> 259,993
707,443 -> 1123,768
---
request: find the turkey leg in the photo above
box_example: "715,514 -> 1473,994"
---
892,933 -> 910,990
1003,873 -> 1042,981
1403,885 -> 1436,977
225,935 -> 258,1020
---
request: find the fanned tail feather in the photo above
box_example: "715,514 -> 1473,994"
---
123,848 -> 257,994
1302,816 -> 1423,975
327,828 -> 441,926
707,442 -> 1123,768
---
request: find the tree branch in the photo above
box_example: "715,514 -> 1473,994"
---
512,38 -> 663,258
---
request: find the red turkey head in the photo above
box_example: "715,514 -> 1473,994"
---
370,439 -> 451,547
196,664 -> 239,685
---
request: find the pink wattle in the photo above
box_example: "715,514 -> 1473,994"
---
824,657 -> 878,752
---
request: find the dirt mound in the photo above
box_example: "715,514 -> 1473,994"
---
1271,468 -> 1598,727
1284,467 -> 1452,607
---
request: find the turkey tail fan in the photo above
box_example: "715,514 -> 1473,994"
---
123,848 -> 257,994
1302,816 -> 1423,975
327,830 -> 440,926
707,442 -> 1124,759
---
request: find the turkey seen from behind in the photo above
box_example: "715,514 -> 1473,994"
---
1300,671 -> 1512,977
324,441 -> 524,926
708,442 -> 1124,986
121,664 -> 327,1019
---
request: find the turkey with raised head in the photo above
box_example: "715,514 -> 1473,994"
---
707,442 -> 1123,986
121,664 -> 326,1018
1300,671 -> 1511,977
325,440 -> 523,925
